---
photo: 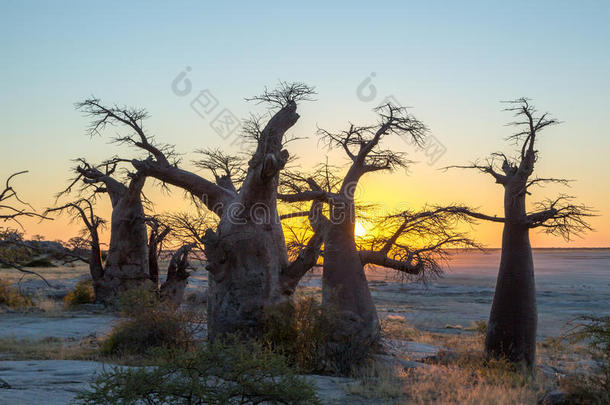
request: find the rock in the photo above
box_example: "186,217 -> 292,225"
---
0,377 -> 11,389
538,364 -> 566,379
0,360 -> 114,404
372,354 -> 433,370
305,375 -> 365,404
537,389 -> 569,405
380,338 -> 444,361
44,287 -> 70,300
0,314 -> 118,340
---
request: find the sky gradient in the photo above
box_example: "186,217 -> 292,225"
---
1,0 -> 609,247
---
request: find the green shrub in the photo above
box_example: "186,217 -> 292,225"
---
100,305 -> 203,356
562,315 -> 610,403
64,280 -> 95,308
262,297 -> 337,373
76,340 -> 320,404
116,284 -> 160,316
0,279 -> 34,309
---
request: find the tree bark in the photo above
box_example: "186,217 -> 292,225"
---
205,103 -> 300,340
133,101 -> 301,339
322,197 -> 380,371
96,175 -> 150,304
485,182 -> 537,369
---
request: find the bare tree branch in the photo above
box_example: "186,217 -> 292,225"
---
0,171 -> 49,227
527,195 -> 595,239
245,81 -> 316,109
319,103 -> 426,198
359,206 -> 481,281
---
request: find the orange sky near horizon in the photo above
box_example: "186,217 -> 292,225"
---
7,134 -> 610,249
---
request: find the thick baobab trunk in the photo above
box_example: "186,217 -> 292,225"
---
96,176 -> 150,304
485,184 -> 537,369
77,93 -> 320,331
128,97 -> 313,338
204,173 -> 291,340
202,103 -> 299,340
322,199 -> 380,372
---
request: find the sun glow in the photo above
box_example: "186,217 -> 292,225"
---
354,222 -> 367,237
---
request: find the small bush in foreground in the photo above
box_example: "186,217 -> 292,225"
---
0,279 -> 34,309
262,297 -> 336,373
562,315 -> 610,404
64,280 -> 94,307
76,340 -> 320,405
100,305 -> 203,356
116,284 -> 160,316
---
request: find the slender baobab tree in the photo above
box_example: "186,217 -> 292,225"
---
146,215 -> 200,306
447,99 -> 593,369
279,105 -> 477,370
75,83 -> 323,338
146,216 -> 170,286
58,159 -> 150,303
45,198 -> 105,298
159,243 -> 195,306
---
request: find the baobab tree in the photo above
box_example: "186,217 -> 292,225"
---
58,159 -> 150,303
75,83 -> 323,339
146,215 -> 200,306
447,99 -> 593,370
159,243 -> 195,306
45,198 -> 105,298
279,105 -> 478,370
146,216 -> 170,286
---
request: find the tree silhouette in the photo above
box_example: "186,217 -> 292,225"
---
446,99 -> 594,369
75,83 -> 323,338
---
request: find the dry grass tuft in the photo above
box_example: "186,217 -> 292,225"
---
0,279 -> 34,309
0,336 -> 98,360
347,317 -> 559,404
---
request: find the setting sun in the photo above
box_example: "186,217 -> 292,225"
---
354,222 -> 367,237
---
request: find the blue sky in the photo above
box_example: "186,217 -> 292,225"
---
1,0 -> 609,246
